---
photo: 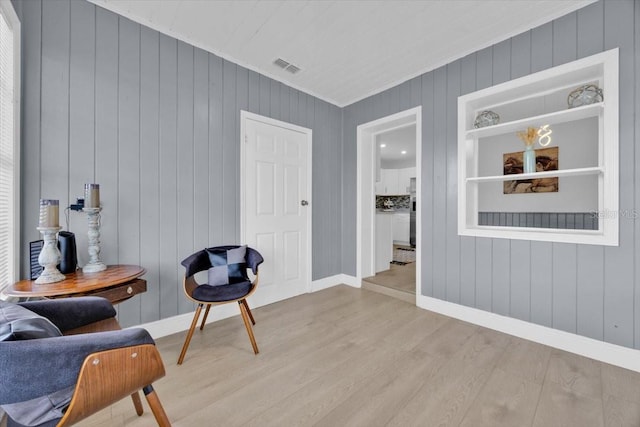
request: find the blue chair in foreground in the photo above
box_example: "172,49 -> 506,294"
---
0,297 -> 170,426
178,245 -> 264,365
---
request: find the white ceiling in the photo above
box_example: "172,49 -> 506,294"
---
377,125 -> 416,169
90,0 -> 594,107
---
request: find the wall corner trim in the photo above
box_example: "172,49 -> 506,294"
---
311,274 -> 360,292
417,294 -> 640,373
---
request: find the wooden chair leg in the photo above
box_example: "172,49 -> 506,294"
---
143,385 -> 171,427
238,301 -> 259,354
131,391 -> 144,416
177,304 -> 203,365
241,299 -> 256,325
199,304 -> 211,330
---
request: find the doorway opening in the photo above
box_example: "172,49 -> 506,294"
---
356,107 -> 421,303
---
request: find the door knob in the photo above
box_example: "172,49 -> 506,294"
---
301,200 -> 309,206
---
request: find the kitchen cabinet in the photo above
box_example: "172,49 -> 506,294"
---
393,213 -> 410,245
377,167 -> 416,195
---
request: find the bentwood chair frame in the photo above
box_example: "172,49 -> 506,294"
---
0,297 -> 170,427
177,246 -> 264,365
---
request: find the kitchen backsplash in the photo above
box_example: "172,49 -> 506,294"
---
376,195 -> 411,210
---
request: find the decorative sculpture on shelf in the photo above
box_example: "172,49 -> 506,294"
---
567,84 -> 603,108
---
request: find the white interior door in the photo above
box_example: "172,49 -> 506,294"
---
242,112 -> 312,305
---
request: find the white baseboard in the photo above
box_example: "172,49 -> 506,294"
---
417,294 -> 640,373
310,274 -> 360,291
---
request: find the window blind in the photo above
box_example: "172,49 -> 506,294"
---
0,2 -> 17,291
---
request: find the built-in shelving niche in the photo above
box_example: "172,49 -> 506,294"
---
457,48 -> 619,245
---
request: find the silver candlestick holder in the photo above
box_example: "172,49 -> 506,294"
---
82,207 -> 107,273
35,226 -> 65,284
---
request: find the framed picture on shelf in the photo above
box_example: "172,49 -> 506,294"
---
503,147 -> 559,194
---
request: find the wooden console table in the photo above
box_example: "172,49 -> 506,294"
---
6,265 -> 147,304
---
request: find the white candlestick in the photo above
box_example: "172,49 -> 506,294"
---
82,207 -> 106,273
35,226 -> 65,284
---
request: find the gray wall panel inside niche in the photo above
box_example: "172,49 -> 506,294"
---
341,0 -> 640,350
478,212 -> 598,230
16,0 -> 343,327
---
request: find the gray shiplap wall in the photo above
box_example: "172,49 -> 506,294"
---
14,0 -> 343,327
343,0 -> 640,350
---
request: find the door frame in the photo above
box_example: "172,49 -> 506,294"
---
240,110 -> 313,295
357,107 -> 422,298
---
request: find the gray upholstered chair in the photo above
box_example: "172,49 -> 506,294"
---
178,245 -> 264,365
0,297 -> 170,426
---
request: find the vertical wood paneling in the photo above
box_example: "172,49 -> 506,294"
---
432,67 -> 447,300
475,239 -> 492,311
139,27 -> 161,323
19,0 -> 344,328
158,34 -> 179,318
509,31 -> 531,322
509,240 -> 530,321
490,41 -> 511,316
19,0 -> 42,276
576,0 -> 605,341
577,1 -> 604,57
68,0 -> 95,268
94,8 -> 118,266
553,12 -> 578,65
527,21 -> 554,328
445,61 -> 460,303
530,22 -> 553,73
510,31 -> 531,80
492,238 -> 511,316
530,241 -> 553,327
176,41 -> 194,314
248,70 -> 260,114
603,0 -> 635,347
40,0 -> 69,204
552,243 -> 577,333
550,12 -> 579,334
208,55 -> 223,246
116,18 -> 141,325
279,84 -> 290,123
222,60 -> 238,243
459,53 -> 476,307
635,0 -> 640,349
420,73 -> 434,295
193,48 -> 210,252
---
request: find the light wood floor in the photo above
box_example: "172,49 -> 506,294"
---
80,286 -> 640,426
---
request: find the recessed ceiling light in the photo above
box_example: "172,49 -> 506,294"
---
401,150 -> 407,154
380,144 -> 386,148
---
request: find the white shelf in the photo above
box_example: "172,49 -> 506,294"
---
465,103 -> 603,140
467,166 -> 603,183
457,48 -> 619,246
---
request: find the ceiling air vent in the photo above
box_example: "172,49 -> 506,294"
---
273,58 -> 302,74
